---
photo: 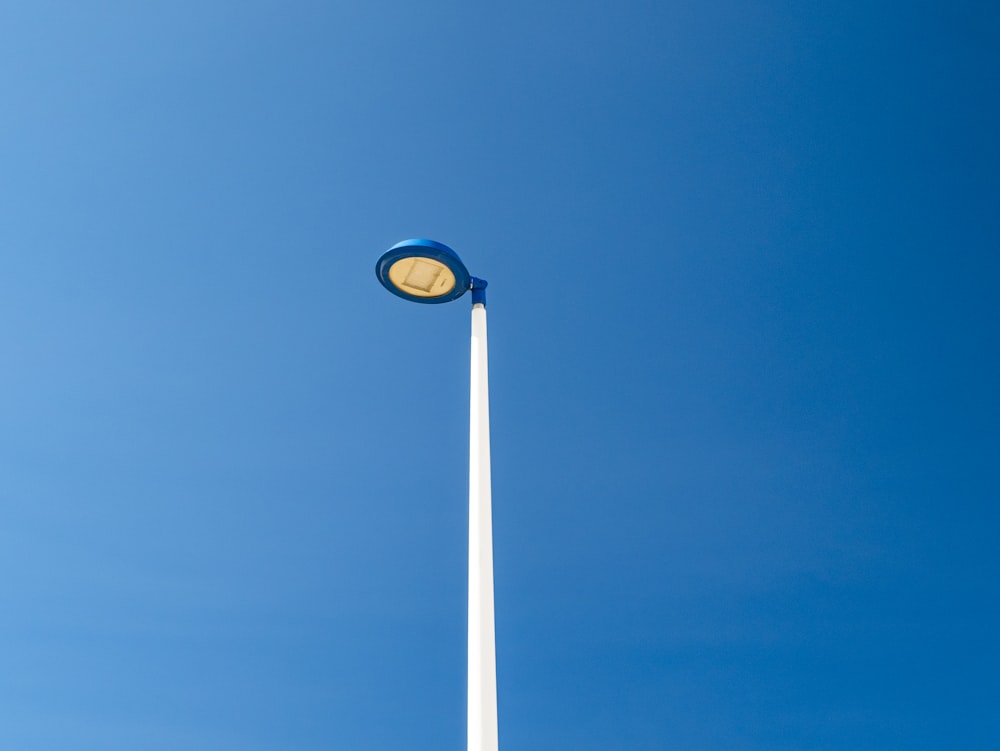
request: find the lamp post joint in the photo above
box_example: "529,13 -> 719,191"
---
471,277 -> 488,306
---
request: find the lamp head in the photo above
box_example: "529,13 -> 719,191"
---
376,239 -> 472,304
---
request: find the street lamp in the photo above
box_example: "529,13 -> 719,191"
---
376,238 -> 497,751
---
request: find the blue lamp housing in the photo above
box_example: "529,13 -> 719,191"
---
376,238 -> 472,304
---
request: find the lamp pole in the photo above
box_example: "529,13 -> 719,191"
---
468,281 -> 497,751
375,241 -> 497,751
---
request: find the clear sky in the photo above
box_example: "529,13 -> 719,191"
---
1,2 -> 997,749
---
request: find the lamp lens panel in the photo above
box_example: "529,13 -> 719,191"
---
388,257 -> 457,298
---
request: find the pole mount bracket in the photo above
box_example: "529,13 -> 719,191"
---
471,277 -> 488,306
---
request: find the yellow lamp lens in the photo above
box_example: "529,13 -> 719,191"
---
387,257 -> 457,298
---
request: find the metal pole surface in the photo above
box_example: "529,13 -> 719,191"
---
468,301 -> 497,751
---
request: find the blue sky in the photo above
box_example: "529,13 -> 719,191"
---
1,1 -> 997,749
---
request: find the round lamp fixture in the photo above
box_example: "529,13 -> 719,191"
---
376,238 -> 472,304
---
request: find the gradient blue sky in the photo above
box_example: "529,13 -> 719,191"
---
1,2 -> 997,749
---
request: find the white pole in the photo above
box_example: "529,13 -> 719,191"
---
468,301 -> 497,751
